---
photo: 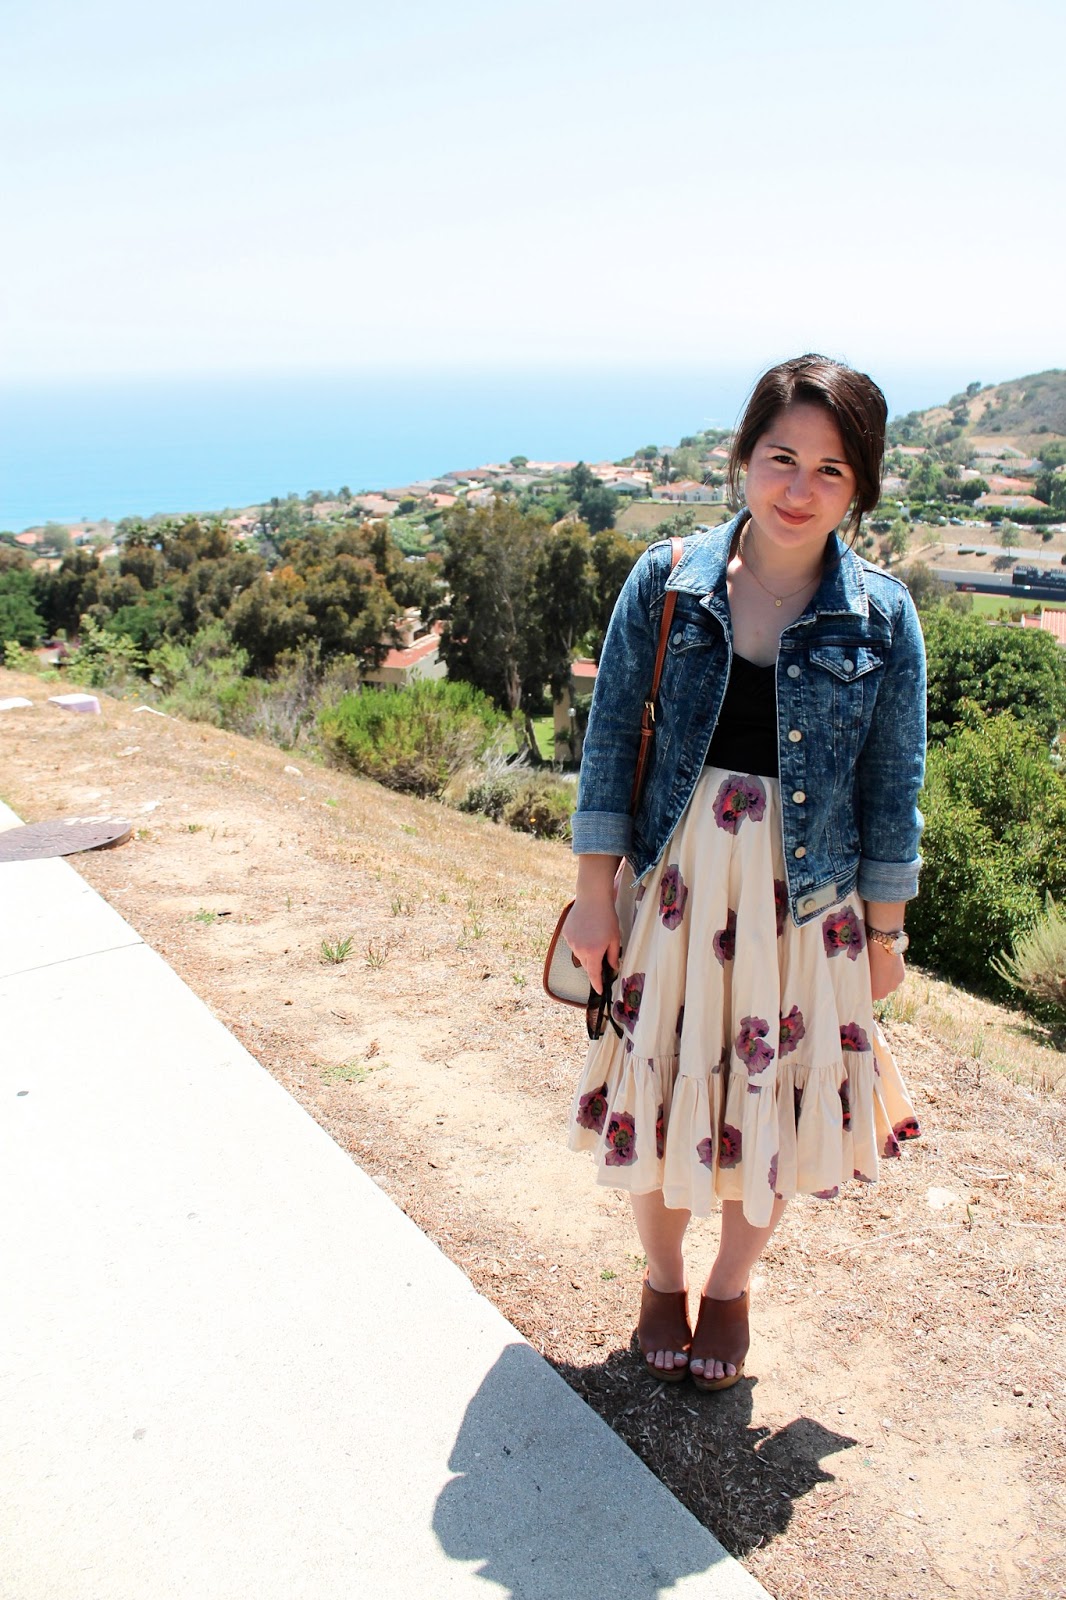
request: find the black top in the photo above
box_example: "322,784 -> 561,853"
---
705,655 -> 779,778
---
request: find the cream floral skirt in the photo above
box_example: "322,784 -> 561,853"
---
567,766 -> 921,1229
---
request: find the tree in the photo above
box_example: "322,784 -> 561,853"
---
1034,470 -> 1066,513
42,522 -> 72,554
999,521 -> 1020,553
589,529 -> 647,659
577,483 -> 619,534
438,499 -> 548,715
907,456 -> 944,502
887,519 -> 910,560
566,462 -> 597,501
957,478 -> 989,504
509,456 -> 529,470
0,570 -> 46,646
923,608 -> 1066,744
530,523 -> 597,699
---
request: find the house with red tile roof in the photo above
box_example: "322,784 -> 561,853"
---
1021,609 -> 1066,645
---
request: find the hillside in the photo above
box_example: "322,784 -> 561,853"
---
899,369 -> 1066,454
2,672 -> 1064,1600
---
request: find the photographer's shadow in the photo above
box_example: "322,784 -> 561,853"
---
433,1341 -> 737,1600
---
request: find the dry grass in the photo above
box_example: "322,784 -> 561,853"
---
2,667 -> 1065,1600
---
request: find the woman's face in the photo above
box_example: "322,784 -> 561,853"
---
742,402 -> 857,559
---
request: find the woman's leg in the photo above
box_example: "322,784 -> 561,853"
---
631,1189 -> 691,1373
689,1195 -> 788,1382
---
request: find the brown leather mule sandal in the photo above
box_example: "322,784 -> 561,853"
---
636,1276 -> 692,1382
690,1287 -> 750,1393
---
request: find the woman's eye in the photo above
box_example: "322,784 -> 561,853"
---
771,454 -> 795,465
820,465 -> 844,477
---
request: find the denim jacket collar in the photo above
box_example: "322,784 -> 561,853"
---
666,510 -> 871,625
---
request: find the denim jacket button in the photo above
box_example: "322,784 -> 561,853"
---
794,845 -> 807,858
842,658 -> 855,673
786,664 -> 801,679
792,790 -> 806,804
788,729 -> 802,743
800,895 -> 818,913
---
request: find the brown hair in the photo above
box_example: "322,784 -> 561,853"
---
727,354 -> 888,539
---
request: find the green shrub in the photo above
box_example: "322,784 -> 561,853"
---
150,623 -> 254,727
923,607 -> 1066,743
993,895 -> 1066,1019
502,774 -> 574,839
65,615 -> 145,691
318,679 -> 505,799
908,709 -> 1066,996
460,772 -> 519,822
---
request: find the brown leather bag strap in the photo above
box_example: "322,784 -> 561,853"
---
629,537 -> 683,812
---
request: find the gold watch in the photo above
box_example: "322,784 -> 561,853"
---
865,925 -> 909,955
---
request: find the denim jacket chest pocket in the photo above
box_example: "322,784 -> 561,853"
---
804,644 -> 884,753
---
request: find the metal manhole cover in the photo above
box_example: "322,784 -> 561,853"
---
0,817 -> 133,862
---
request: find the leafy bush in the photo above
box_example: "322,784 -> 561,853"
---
923,607 -> 1066,743
908,709 -> 1066,996
318,679 -> 504,799
150,622 -> 254,727
65,615 -> 145,692
993,895 -> 1066,1020
503,775 -> 574,839
459,764 -> 575,839
460,771 -> 519,822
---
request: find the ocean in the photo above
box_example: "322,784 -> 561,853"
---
0,365 -> 970,531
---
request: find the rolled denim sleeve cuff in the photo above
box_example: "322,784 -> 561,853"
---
857,854 -> 922,904
570,810 -> 633,857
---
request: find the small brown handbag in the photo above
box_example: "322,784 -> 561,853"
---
543,538 -> 684,1008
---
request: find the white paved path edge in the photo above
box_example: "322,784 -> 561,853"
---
0,798 -> 769,1600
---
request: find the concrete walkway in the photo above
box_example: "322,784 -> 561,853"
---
0,799 -> 768,1600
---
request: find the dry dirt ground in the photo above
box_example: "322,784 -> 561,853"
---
3,669 -> 1065,1600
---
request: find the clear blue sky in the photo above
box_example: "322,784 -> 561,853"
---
3,0 -> 1064,384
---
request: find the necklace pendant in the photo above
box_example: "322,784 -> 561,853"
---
774,598 -> 782,608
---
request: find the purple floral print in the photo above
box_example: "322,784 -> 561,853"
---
697,1135 -> 716,1169
612,972 -> 645,1034
853,1168 -> 873,1182
605,1112 -> 637,1166
779,1005 -> 806,1057
839,1022 -> 870,1053
774,879 -> 788,937
883,1132 -> 902,1158
718,1125 -> 742,1168
710,1047 -> 727,1076
822,905 -> 866,961
577,1082 -> 609,1133
634,881 -> 646,903
713,774 -> 767,833
838,1080 -> 852,1131
659,864 -> 688,929
814,1186 -> 839,1200
655,1104 -> 665,1159
894,1116 -> 921,1142
736,1015 -> 775,1075
713,908 -> 737,966
767,1152 -> 779,1192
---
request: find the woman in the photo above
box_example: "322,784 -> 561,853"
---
564,354 -> 926,1391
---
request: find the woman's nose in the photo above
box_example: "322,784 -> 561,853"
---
784,470 -> 814,503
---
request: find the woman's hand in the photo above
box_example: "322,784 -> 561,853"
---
565,855 -> 622,991
867,941 -> 905,1001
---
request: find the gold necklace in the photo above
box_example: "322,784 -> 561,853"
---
739,529 -> 821,608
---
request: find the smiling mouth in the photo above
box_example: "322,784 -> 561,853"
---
775,507 -> 814,525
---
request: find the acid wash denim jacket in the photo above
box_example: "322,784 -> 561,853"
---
571,511 -> 927,927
